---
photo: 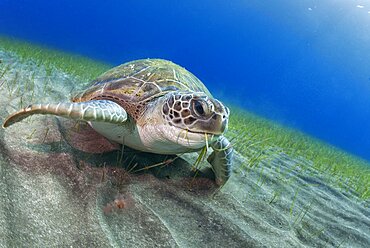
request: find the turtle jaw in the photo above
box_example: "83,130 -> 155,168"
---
132,123 -> 213,154
179,130 -> 220,152
145,123 -> 219,153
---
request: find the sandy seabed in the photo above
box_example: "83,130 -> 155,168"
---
0,49 -> 369,247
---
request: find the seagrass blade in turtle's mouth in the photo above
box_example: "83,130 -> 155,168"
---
185,129 -> 222,136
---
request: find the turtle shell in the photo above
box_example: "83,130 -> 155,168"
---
72,59 -> 211,120
73,59 -> 211,102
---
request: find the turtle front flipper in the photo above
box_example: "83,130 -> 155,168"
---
207,136 -> 233,186
2,100 -> 127,128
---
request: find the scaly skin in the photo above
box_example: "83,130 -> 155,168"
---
208,136 -> 233,185
2,100 -> 127,128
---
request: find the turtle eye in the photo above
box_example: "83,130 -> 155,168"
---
193,100 -> 207,116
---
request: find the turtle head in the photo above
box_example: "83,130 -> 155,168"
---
161,92 -> 229,135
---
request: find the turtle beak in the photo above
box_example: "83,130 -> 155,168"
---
204,113 -> 228,135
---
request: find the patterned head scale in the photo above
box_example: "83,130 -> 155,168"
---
162,91 -> 229,135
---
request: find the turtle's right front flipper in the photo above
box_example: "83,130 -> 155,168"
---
2,100 -> 127,128
207,136 -> 233,186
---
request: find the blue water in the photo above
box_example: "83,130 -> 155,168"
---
1,0 -> 370,161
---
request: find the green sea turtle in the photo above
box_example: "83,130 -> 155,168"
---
2,59 -> 233,185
